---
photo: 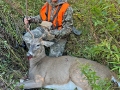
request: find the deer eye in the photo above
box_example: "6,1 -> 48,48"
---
37,44 -> 40,47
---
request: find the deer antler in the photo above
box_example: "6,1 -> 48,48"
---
24,24 -> 34,39
39,33 -> 46,41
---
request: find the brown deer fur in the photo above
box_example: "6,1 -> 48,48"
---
16,38 -> 119,90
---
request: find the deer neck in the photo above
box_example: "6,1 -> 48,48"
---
29,46 -> 46,68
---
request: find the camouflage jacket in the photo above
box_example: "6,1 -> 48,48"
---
29,0 -> 73,37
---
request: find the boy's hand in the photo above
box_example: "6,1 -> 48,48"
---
24,17 -> 31,25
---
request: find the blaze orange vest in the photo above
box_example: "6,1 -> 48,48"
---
40,2 -> 69,30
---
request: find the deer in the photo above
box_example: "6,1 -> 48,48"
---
15,26 -> 120,90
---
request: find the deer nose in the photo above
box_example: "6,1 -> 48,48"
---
27,52 -> 33,60
27,51 -> 33,57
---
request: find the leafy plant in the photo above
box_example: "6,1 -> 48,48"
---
80,64 -> 112,90
67,0 -> 120,78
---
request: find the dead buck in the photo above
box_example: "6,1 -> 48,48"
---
16,33 -> 120,90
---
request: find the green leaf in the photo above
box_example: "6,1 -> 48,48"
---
112,45 -> 119,53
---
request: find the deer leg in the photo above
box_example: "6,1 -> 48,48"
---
16,80 -> 43,89
70,65 -> 92,90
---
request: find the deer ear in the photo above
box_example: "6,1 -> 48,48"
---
41,41 -> 54,47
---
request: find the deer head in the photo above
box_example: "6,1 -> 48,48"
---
26,28 -> 54,60
27,38 -> 54,59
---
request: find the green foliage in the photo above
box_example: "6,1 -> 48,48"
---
67,0 -> 120,78
83,39 -> 120,77
0,0 -> 45,89
12,0 -> 44,16
0,39 -> 27,89
80,64 -> 112,90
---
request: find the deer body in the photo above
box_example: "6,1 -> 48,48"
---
16,38 -> 120,90
28,55 -> 113,90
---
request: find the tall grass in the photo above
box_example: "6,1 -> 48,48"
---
67,0 -> 120,78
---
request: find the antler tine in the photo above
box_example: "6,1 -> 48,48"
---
39,33 -> 46,41
38,26 -> 49,41
24,24 -> 34,39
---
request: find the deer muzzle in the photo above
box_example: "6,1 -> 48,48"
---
27,52 -> 33,60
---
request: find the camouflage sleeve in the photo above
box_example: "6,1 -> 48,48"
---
50,6 -> 73,36
29,15 -> 42,23
62,6 -> 73,34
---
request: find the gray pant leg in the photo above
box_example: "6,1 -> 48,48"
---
49,39 -> 67,57
23,27 -> 44,48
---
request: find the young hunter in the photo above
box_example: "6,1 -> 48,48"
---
23,0 -> 73,57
